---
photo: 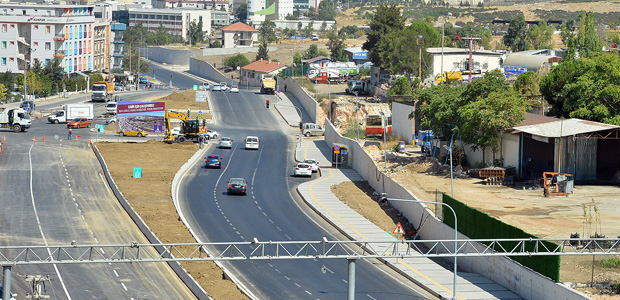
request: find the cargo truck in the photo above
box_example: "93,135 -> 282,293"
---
48,104 -> 94,124
0,107 -> 31,132
260,77 -> 276,94
91,82 -> 115,102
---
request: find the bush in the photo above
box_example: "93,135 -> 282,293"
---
225,54 -> 250,70
600,258 -> 620,268
210,40 -> 221,48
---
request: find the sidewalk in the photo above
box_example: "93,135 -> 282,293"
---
274,91 -> 314,128
295,138 -> 521,300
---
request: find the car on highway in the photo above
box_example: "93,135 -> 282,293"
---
303,158 -> 320,172
20,100 -> 36,111
67,118 -> 91,128
139,77 -> 148,84
205,129 -> 219,139
211,84 -> 223,91
202,82 -> 211,90
118,131 -> 148,137
245,136 -> 259,150
227,178 -> 247,195
302,123 -> 324,137
294,163 -> 313,177
229,85 -> 239,93
219,82 -> 228,91
219,137 -> 233,148
114,83 -> 124,91
205,155 -> 222,169
105,116 -> 117,125
106,102 -> 118,114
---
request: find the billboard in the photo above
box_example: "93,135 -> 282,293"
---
117,101 -> 166,133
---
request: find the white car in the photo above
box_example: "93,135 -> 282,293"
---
171,127 -> 181,136
219,82 -> 228,91
105,116 -> 117,125
106,102 -> 118,114
245,136 -> 259,150
229,85 -> 239,93
211,84 -> 222,91
219,137 -> 233,148
202,82 -> 211,90
303,158 -> 319,172
205,129 -> 219,139
294,163 -> 313,177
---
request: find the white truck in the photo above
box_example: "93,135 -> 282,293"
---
0,107 -> 31,132
48,104 -> 94,124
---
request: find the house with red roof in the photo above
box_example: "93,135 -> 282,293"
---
221,22 -> 259,48
240,59 -> 288,87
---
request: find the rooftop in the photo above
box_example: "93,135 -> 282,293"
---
241,59 -> 287,73
426,47 -> 504,56
221,22 -> 258,32
512,118 -> 619,138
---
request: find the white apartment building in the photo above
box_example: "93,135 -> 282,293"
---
128,8 -> 211,40
0,4 -> 96,75
247,0 -> 266,25
293,0 -> 321,12
277,0 -> 293,20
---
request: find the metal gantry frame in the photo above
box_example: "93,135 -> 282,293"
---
1,238 -> 619,300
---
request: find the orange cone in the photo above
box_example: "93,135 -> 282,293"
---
88,139 -> 91,145
2,134 -> 5,141
75,136 -> 78,141
42,135 -> 46,141
32,135 -> 37,142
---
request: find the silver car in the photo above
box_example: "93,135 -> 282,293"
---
219,137 -> 233,149
294,163 -> 313,177
303,158 -> 319,172
211,84 -> 222,91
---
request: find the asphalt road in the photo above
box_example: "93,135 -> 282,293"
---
0,92 -> 194,299
178,86 -> 437,299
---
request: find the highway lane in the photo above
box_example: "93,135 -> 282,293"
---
179,88 -> 438,299
0,91 -> 195,299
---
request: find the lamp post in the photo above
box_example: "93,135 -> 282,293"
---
417,35 -> 424,88
355,91 -> 359,141
328,79 -> 331,122
380,196 -> 459,300
380,111 -> 387,170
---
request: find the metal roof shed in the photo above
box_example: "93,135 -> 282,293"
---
502,54 -> 561,73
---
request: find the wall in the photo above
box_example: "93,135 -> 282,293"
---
281,77 -> 318,123
392,102 -> 415,144
430,51 -> 503,77
273,20 -> 335,31
324,120 -> 589,300
146,46 -> 202,65
464,132 -> 520,168
188,57 -> 232,86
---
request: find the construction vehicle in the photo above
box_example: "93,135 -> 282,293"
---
260,77 -> 276,94
309,71 -> 348,84
48,104 -> 94,124
91,82 -> 115,102
164,110 -> 208,143
543,172 -> 574,197
435,71 -> 463,84
0,107 -> 31,132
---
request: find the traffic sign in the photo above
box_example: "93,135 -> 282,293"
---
198,110 -> 202,114
133,168 -> 142,178
334,150 -> 340,154
193,85 -> 198,90
195,90 -> 207,102
202,127 -> 206,133
392,222 -> 405,235
334,145 -> 340,151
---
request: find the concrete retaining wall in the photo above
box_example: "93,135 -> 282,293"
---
323,120 -> 590,300
146,46 -> 202,65
392,102 -> 415,144
281,77 -> 318,123
189,57 -> 237,87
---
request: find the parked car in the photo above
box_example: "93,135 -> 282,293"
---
171,127 -> 181,136
310,34 -> 319,41
227,178 -> 247,195
67,118 -> 91,128
106,102 -> 118,114
219,137 -> 233,148
202,82 -> 211,90
303,158 -> 320,172
205,155 -> 222,169
229,85 -> 239,93
114,83 -> 124,91
139,77 -> 148,84
245,136 -> 259,150
302,123 -> 325,137
118,131 -> 148,137
205,129 -> 219,139
294,163 -> 313,177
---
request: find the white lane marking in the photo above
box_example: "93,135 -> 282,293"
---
113,270 -> 119,277
262,212 -> 267,217
276,226 -> 282,231
268,219 -> 274,224
284,234 -> 291,240
28,145 -> 72,300
274,269 -> 280,273
121,282 -> 128,291
325,267 -> 334,274
100,248 -> 105,254
366,294 -> 377,300
250,147 -> 264,186
305,290 -> 312,295
342,279 -> 348,284
294,283 -> 301,288
94,238 -> 99,244
284,276 -> 291,281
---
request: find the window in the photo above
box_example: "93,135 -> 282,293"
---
1,41 -> 6,49
1,24 -> 6,32
45,42 -> 50,50
10,24 -> 14,28
34,25 -> 39,30
9,57 -> 14,61
9,41 -> 14,45
1,58 -> 6,66
45,58 -> 50,65
33,42 -> 38,46
45,25 -> 50,33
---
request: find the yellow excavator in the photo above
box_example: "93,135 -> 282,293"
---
164,109 -> 208,143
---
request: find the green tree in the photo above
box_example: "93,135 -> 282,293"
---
503,14 -> 529,52
514,71 -> 541,97
417,84 -> 467,139
363,5 -> 405,66
526,20 -> 553,49
43,58 -> 64,95
317,0 -> 337,21
303,21 -> 314,38
564,12 -> 603,60
320,21 -> 328,33
326,30 -> 348,62
481,28 -> 493,49
225,54 -> 250,69
540,52 -> 620,124
0,71 -> 15,98
187,19 -> 205,45
303,44 -> 328,59
388,77 -> 412,96
259,19 -> 277,43
256,40 -> 269,61
0,83 -> 7,103
234,3 -> 247,22
210,40 -> 221,48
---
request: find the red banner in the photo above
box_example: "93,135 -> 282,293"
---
118,102 -> 166,114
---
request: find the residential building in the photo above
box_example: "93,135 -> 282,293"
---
211,10 -> 230,29
293,0 -> 321,12
153,0 -> 229,10
240,58 -> 287,87
221,22 -> 258,48
128,8 -> 211,40
110,22 -> 126,71
0,4 -> 96,75
93,19 -> 110,73
247,0 -> 266,25
276,0 -> 293,20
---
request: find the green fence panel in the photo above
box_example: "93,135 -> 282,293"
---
442,193 -> 560,281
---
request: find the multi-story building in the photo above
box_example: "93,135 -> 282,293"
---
276,0 -> 293,20
128,8 -> 211,40
293,0 -> 321,13
110,22 -> 126,71
211,10 -> 230,29
247,0 -> 266,25
93,19 -> 110,73
153,0 -> 229,10
0,4 -> 96,75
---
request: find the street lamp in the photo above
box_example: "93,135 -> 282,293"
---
328,80 -> 331,122
417,35 -> 424,88
379,196 -> 459,300
355,91 -> 359,141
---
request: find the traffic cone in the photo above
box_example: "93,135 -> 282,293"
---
75,136 -> 78,141
2,134 -> 5,141
43,135 -> 46,141
88,139 -> 91,145
32,135 -> 37,142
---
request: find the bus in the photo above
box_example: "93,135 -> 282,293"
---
365,114 -> 392,137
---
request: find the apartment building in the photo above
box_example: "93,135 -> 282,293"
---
0,4 -> 96,75
128,8 -> 211,40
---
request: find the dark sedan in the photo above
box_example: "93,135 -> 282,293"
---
227,178 -> 247,195
205,155 -> 222,169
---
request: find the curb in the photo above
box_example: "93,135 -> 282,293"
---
91,144 -> 209,300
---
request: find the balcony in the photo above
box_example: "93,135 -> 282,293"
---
17,37 -> 30,46
53,34 -> 65,41
54,51 -> 65,59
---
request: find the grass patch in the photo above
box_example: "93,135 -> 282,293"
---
600,258 -> 620,268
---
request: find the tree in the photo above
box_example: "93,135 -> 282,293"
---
540,52 -> 620,125
363,5 -> 405,66
317,0 -> 337,21
320,21 -> 328,33
259,19 -> 277,43
326,30 -> 348,62
303,21 -> 314,38
303,44 -> 328,59
417,83 -> 467,139
564,12 -> 603,60
0,71 -> 15,96
388,77 -> 412,96
503,14 -> 529,52
0,83 -> 7,103
187,20 -> 205,45
514,71 -> 541,97
225,54 -> 250,70
234,3 -> 247,22
526,20 -> 553,49
256,40 -> 269,61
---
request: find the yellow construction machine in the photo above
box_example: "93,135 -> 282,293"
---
164,110 -> 208,143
